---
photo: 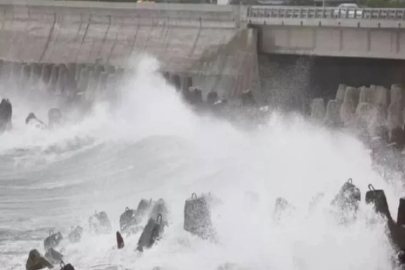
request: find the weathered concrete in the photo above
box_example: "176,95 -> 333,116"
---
310,98 -> 325,122
324,99 -> 341,127
249,6 -> 405,60
256,25 -> 405,60
0,0 -> 258,98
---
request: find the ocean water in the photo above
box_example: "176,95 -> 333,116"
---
0,56 -> 404,270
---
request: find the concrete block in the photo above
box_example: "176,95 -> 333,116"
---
0,62 -> 12,83
95,65 -> 104,75
344,86 -> 359,105
374,105 -> 388,127
340,100 -> 356,127
359,86 -> 373,104
85,70 -> 102,101
77,68 -> 89,92
96,71 -> 109,94
19,64 -> 32,90
324,100 -> 341,127
106,74 -> 117,90
105,65 -> 115,74
310,98 -> 325,122
391,84 -> 405,108
26,249 -> 53,270
75,63 -> 86,82
30,63 -> 42,86
22,64 -> 31,79
373,86 -> 388,107
40,64 -> 52,85
181,76 -> 193,93
171,74 -> 181,90
184,193 -> 215,240
56,65 -> 68,93
11,63 -> 23,84
335,84 -> 346,103
89,211 -> 112,235
66,63 -> 77,80
356,102 -> 374,127
207,91 -> 219,105
48,65 -> 60,91
387,102 -> 403,130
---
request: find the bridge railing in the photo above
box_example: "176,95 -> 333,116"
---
247,6 -> 405,20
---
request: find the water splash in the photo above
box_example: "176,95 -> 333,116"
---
0,55 -> 403,270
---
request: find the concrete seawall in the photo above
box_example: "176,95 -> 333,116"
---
0,1 -> 258,98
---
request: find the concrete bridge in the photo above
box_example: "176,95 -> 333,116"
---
0,0 -> 404,101
248,6 -> 405,59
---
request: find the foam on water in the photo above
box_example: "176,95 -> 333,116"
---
0,55 -> 404,270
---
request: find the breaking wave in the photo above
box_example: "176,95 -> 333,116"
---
0,55 -> 403,270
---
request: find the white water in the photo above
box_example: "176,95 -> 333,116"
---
0,56 -> 404,270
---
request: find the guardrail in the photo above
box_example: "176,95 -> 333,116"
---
247,6 -> 405,20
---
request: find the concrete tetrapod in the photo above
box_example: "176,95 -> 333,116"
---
43,230 -> 63,252
387,102 -> 403,132
365,184 -> 405,263
48,108 -> 62,129
89,211 -> 112,235
119,207 -> 137,234
359,86 -> 374,104
340,86 -> 359,128
355,102 -> 375,134
391,85 -> 405,108
137,200 -> 168,252
135,199 -> 154,219
340,100 -> 356,128
48,65 -> 60,92
397,198 -> 405,227
68,226 -> 83,244
44,248 -> 63,265
374,86 -> 388,107
310,98 -> 325,123
331,178 -> 361,224
60,261 -> 76,270
77,68 -> 90,94
26,249 -> 53,270
324,100 -> 342,128
184,193 -> 216,241
116,231 -> 125,249
335,84 -> 347,105
0,98 -> 12,134
273,197 -> 295,224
